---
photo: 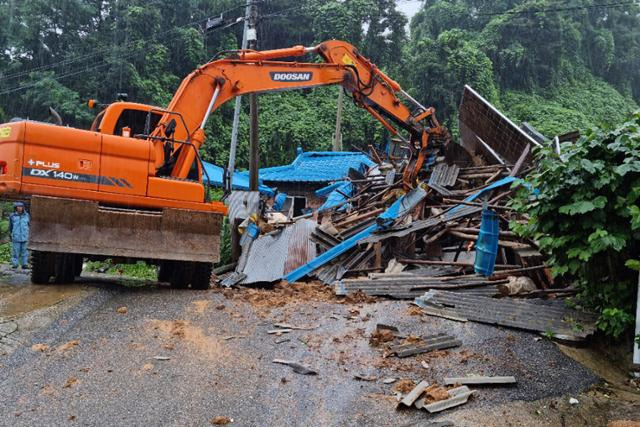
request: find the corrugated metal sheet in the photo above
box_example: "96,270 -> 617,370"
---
429,163 -> 460,187
225,191 -> 260,223
416,290 -> 597,341
259,151 -> 375,183
239,219 -> 317,284
459,85 -> 541,165
334,278 -> 500,299
284,219 -> 318,275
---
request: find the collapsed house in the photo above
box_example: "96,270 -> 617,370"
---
216,85 -> 597,343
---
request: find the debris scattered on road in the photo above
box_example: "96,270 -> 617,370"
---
369,328 -> 395,346
267,329 -> 292,335
443,375 -> 516,385
398,380 -> 430,407
210,416 -> 233,425
142,363 -> 154,371
31,343 -> 50,352
274,337 -> 290,344
353,374 -> 378,381
63,377 -> 78,389
390,334 -> 461,358
57,340 -> 79,353
273,359 -> 318,375
393,379 -> 416,394
273,322 -> 318,330
415,290 -> 597,341
153,356 -> 170,361
116,306 -> 128,314
421,386 -> 476,413
383,378 -> 397,384
222,335 -> 245,341
569,397 -> 579,405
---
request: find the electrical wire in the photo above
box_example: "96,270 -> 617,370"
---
477,1 -> 638,16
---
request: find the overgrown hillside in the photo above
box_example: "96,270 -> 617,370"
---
0,0 -> 638,165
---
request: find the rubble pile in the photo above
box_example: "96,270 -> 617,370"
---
302,154 -> 551,301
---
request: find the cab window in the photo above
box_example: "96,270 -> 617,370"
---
114,109 -> 162,137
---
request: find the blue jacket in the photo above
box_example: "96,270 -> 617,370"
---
9,211 -> 30,242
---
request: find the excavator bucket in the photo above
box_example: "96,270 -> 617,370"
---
29,196 -> 221,263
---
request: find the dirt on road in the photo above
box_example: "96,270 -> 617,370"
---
0,268 -> 638,426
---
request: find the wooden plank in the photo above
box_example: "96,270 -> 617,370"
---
443,376 -> 516,385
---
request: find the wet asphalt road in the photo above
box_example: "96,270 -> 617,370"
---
0,273 -> 598,426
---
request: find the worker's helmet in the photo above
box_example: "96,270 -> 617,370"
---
13,201 -> 24,209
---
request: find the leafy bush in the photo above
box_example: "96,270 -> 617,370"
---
0,243 -> 11,264
85,259 -> 157,280
511,112 -> 640,337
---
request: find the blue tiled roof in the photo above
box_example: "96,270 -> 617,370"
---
202,161 -> 275,196
259,151 -> 375,183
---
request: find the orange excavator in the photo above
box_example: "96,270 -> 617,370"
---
0,40 -> 447,288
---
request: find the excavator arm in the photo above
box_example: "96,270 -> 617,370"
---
151,40 -> 448,189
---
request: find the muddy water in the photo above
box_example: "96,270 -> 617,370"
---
0,280 -> 86,318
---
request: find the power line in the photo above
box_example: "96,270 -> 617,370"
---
478,1 -> 638,16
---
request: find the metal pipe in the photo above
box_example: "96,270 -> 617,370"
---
476,136 -> 506,166
554,136 -> 561,155
200,83 -> 221,130
400,90 -> 427,112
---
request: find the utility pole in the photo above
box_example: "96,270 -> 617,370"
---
248,2 -> 259,191
332,87 -> 344,151
226,0 -> 252,192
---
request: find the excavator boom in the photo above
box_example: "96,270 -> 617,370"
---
152,40 -> 448,188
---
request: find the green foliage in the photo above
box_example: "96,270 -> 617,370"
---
597,308 -> 634,339
216,217 -> 232,267
0,243 -> 10,264
409,0 -> 640,136
85,259 -> 157,280
501,74 -> 637,136
510,112 -> 640,337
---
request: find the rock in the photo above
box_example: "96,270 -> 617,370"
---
569,397 -> 579,405
210,416 -> 233,425
116,306 -> 128,314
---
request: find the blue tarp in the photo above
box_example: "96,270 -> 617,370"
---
449,176 -> 518,215
202,161 -> 275,196
316,181 -> 353,213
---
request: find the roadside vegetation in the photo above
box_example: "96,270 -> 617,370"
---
512,112 -> 640,339
84,260 -> 158,281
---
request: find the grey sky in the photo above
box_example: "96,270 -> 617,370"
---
396,0 -> 422,20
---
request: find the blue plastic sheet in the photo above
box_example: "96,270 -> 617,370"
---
317,181 -> 353,213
